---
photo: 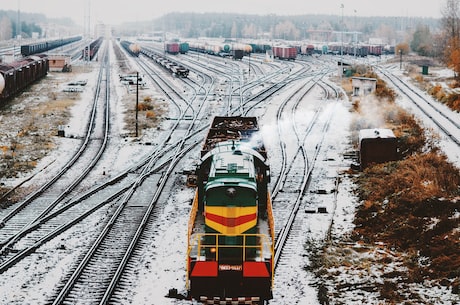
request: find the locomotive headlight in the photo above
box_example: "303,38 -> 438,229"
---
226,187 -> 237,198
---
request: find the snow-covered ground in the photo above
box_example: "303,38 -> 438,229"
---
0,50 -> 459,304
385,64 -> 460,168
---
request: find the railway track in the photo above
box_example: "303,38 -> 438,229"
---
0,43 -> 350,305
49,139 -> 198,304
0,41 -> 112,260
259,68 -> 347,303
46,41 -> 252,304
270,71 -> 338,253
377,65 -> 460,146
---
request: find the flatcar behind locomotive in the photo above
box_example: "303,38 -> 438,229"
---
187,116 -> 274,304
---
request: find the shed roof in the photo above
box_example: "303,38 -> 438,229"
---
352,76 -> 377,82
359,128 -> 395,140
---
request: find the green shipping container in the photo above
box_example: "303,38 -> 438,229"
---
422,65 -> 429,75
179,42 -> 189,54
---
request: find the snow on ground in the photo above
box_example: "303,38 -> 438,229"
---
1,51 -> 459,304
383,64 -> 460,168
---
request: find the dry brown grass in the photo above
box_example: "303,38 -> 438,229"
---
122,94 -> 167,137
353,120 -> 460,283
145,110 -> 156,119
0,72 -> 77,184
413,71 -> 460,112
349,68 -> 460,280
319,69 -> 460,303
356,152 -> 460,204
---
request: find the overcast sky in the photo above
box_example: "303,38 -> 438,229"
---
2,0 -> 445,25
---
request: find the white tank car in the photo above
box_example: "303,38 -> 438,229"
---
0,74 -> 5,95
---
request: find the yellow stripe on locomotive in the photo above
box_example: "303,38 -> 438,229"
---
205,206 -> 257,235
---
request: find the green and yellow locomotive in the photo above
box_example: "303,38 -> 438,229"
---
187,116 -> 274,304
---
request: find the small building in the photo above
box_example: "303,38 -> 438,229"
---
352,76 -> 377,96
49,55 -> 72,72
359,128 -> 397,169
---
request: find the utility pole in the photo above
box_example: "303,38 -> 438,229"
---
354,9 -> 357,58
17,0 -> 21,40
248,53 -> 250,78
135,72 -> 139,137
340,3 -> 344,78
399,49 -> 402,70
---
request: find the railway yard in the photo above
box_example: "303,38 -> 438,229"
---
0,37 -> 459,305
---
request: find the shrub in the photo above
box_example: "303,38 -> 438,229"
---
428,84 -> 442,96
137,102 -> 153,111
146,110 -> 156,119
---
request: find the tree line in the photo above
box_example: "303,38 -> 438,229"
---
0,10 -> 43,40
409,0 -> 460,79
441,0 -> 460,78
145,12 -> 439,44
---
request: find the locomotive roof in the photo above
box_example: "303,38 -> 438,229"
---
201,140 -> 267,166
205,141 -> 258,191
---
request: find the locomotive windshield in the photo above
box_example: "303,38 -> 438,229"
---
205,186 -> 257,207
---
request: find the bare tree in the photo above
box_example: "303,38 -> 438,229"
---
0,16 -> 13,41
441,0 -> 460,76
441,0 -> 460,40
274,21 -> 300,40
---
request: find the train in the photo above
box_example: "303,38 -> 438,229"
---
82,37 -> 103,61
165,42 -> 180,55
20,36 -> 82,56
140,48 -> 189,78
185,37 -> 389,60
272,46 -> 297,60
164,42 -> 189,55
188,40 -> 252,59
325,43 -> 383,57
0,54 -> 49,104
187,116 -> 274,304
120,40 -> 141,57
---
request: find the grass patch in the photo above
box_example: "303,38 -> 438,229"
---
0,74 -> 78,189
314,68 -> 460,303
122,94 -> 167,137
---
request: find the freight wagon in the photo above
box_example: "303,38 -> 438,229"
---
272,46 -> 297,60
120,40 -> 140,57
179,42 -> 189,54
166,42 -> 180,55
0,54 -> 49,104
300,44 -> 315,56
20,36 -> 82,56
